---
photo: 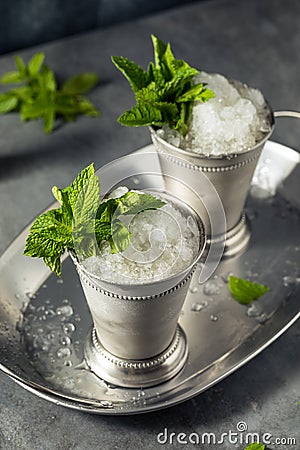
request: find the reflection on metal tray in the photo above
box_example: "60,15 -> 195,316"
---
0,141 -> 299,415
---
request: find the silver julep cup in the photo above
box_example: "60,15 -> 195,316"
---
71,192 -> 206,388
150,84 -> 275,257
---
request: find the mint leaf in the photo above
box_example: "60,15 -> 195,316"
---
228,276 -> 270,305
94,219 -> 112,243
77,96 -> 100,117
151,35 -> 168,68
59,163 -> 96,212
151,36 -> 176,81
20,100 -> 47,121
1,71 -> 24,84
28,53 -> 45,76
118,102 -> 164,127
163,66 -> 199,99
111,56 -> 147,93
43,106 -> 55,134
0,93 -> 18,113
196,87 -> 215,102
110,219 -> 131,253
135,83 -> 161,104
96,199 -> 118,223
54,94 -> 99,119
24,210 -> 73,257
176,83 -> 214,103
62,73 -> 99,94
15,56 -> 26,77
160,43 -> 177,80
73,168 -> 100,221
244,444 -> 265,450
24,165 -> 98,275
0,52 -> 100,133
146,62 -> 165,87
116,191 -> 166,215
43,254 -> 63,277
24,163 -> 166,275
39,65 -> 56,93
175,102 -> 192,135
113,35 -> 213,135
12,85 -> 32,102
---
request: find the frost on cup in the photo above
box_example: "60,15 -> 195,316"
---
24,164 -> 206,388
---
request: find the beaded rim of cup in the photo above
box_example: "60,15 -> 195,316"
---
154,141 -> 263,173
74,258 -> 198,301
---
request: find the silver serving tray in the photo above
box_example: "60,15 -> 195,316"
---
0,141 -> 299,415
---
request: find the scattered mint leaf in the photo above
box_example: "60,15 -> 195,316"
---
24,163 -> 166,275
0,52 -> 100,133
244,443 -> 265,450
39,65 -> 57,92
44,107 -> 55,134
1,71 -> 24,84
228,276 -> 270,305
28,53 -> 45,77
14,56 -> 26,77
112,35 -> 214,135
0,93 -> 18,113
77,96 -> 100,117
61,73 -> 99,95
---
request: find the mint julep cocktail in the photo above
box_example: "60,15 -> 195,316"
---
24,163 -> 202,283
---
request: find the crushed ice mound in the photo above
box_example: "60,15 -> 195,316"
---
160,72 -> 272,156
82,190 -> 200,284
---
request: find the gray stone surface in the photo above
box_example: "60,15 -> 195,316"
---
0,0 -> 299,449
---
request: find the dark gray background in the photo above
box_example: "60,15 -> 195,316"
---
0,0 -> 299,449
0,0 -> 198,54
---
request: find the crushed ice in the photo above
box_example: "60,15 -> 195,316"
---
159,72 -> 271,156
83,193 -> 200,284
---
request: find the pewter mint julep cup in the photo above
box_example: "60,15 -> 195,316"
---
71,192 -> 205,388
150,86 -> 279,257
151,109 -> 300,257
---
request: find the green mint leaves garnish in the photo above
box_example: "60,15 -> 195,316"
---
228,276 -> 270,305
244,444 -> 265,450
112,35 -> 214,136
0,53 -> 99,133
24,164 -> 165,276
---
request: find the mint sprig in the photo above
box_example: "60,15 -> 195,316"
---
0,53 -> 99,133
112,35 -> 214,136
24,164 -> 165,276
228,276 -> 270,305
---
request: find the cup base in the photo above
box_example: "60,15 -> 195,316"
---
207,213 -> 251,259
84,325 -> 188,388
